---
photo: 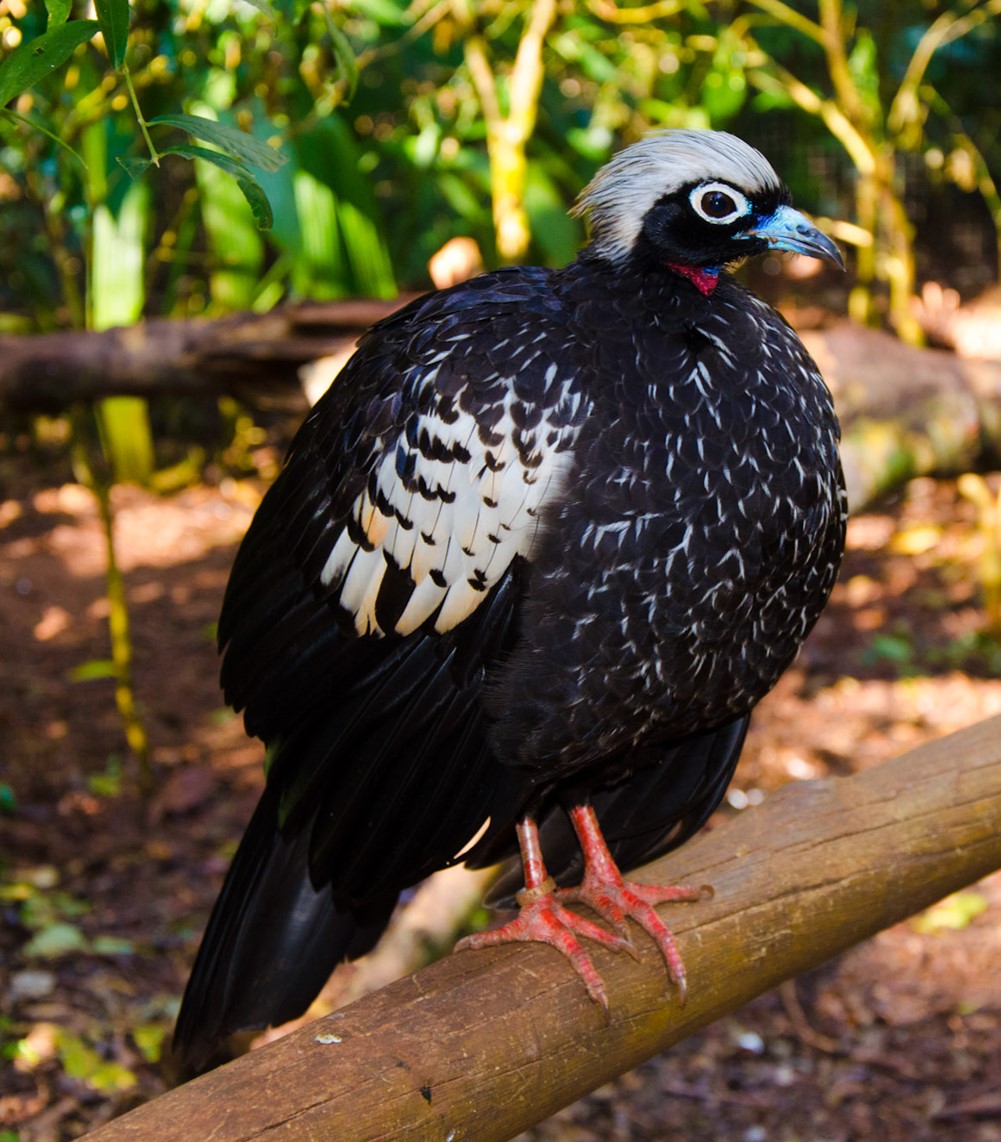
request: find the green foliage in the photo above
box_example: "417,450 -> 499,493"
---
95,0 -> 130,70
22,921 -> 90,960
69,657 -> 118,683
864,630 -> 918,671
0,0 -> 783,325
913,890 -> 989,933
0,4 -> 302,328
0,782 -> 16,814
56,1027 -> 137,1091
0,19 -> 99,108
14,1025 -> 138,1092
737,0 -> 1001,339
1,864 -> 137,961
2,0 -> 996,329
132,1022 -> 167,1064
87,755 -> 125,798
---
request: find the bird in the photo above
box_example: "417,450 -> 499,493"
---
173,128 -> 847,1075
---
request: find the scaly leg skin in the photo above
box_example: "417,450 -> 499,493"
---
455,815 -> 633,1009
557,803 -> 711,1005
456,806 -> 710,1009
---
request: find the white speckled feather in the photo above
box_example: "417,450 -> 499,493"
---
319,372 -> 579,637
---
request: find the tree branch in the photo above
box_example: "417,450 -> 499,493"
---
89,715 -> 1001,1141
0,300 -> 405,415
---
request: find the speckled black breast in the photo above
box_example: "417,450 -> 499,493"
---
488,260 -> 846,779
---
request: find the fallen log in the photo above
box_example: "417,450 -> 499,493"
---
88,714 -> 1001,1141
4,310 -> 1001,511
0,300 -> 405,415
801,325 -> 1001,509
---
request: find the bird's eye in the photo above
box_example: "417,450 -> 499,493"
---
689,182 -> 751,225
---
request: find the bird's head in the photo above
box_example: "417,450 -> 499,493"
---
573,129 -> 843,293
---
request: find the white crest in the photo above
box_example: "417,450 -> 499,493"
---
573,129 -> 782,263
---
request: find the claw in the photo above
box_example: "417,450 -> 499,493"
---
563,805 -> 709,1001
456,889 -> 629,1009
455,808 -> 709,1009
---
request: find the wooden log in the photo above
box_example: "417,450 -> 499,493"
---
0,300 -> 405,415
4,311 -> 1001,511
801,325 -> 1001,509
89,714 -> 1001,1141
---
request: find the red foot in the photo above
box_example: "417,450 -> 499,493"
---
455,808 -> 710,1010
455,878 -> 633,1009
557,872 -> 708,1004
562,804 -> 710,1004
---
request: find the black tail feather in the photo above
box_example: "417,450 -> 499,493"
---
171,784 -> 396,1078
175,567 -> 531,1077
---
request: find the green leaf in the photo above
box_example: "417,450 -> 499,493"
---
847,28 -> 880,124
70,658 -> 117,682
149,113 -> 286,171
117,154 -> 151,179
162,144 -> 274,229
0,782 -> 15,814
702,29 -> 748,123
913,891 -> 989,934
56,1029 -> 137,1092
94,0 -> 130,69
237,0 -> 276,15
323,13 -> 358,103
22,921 -> 87,959
92,178 -> 148,328
91,935 -> 135,955
45,0 -> 73,27
866,633 -> 914,665
193,147 -> 265,307
87,758 -> 123,798
0,19 -> 99,109
347,0 -> 409,26
133,1024 -> 166,1063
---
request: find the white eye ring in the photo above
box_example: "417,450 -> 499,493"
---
689,182 -> 752,225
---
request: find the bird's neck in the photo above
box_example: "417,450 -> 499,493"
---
664,262 -> 720,296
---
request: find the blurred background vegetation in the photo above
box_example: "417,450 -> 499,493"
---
2,3 -> 1001,1126
1,0 -> 1000,783
2,0 -> 999,330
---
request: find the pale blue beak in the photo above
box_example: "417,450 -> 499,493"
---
744,204 -> 844,269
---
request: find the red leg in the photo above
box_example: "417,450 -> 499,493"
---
557,804 -> 709,1004
455,815 -> 632,1009
456,807 -> 710,1008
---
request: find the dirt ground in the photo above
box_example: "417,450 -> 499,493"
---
1,438 -> 1000,1140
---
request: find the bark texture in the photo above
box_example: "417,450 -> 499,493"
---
89,714 -> 1001,1142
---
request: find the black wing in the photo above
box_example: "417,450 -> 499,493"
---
173,270 -> 584,1072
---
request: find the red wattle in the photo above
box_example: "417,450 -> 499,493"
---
666,262 -> 719,295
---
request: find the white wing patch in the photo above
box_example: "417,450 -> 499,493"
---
319,383 -> 578,637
